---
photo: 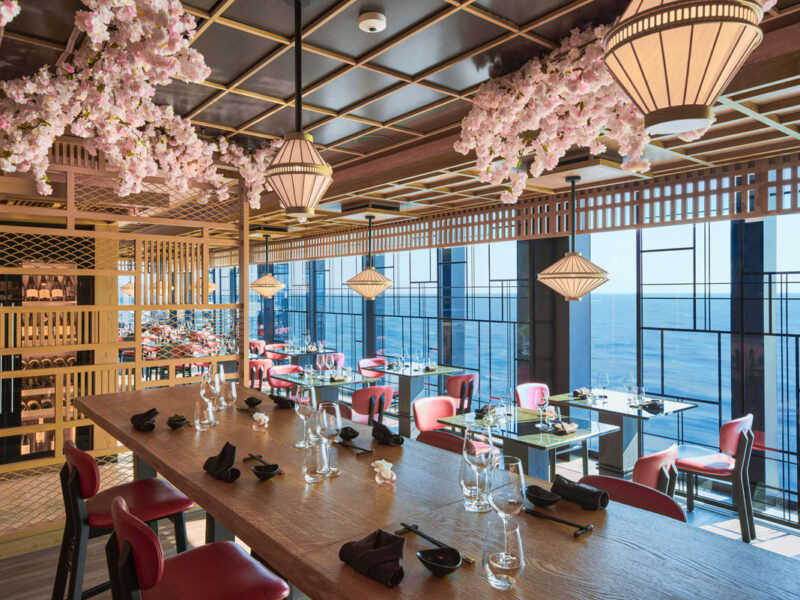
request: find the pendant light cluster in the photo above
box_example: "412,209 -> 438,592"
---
537,176 -> 609,301
346,215 -> 392,300
604,0 -> 765,135
265,0 -> 332,222
250,235 -> 286,299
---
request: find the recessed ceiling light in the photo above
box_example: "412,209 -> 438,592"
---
359,11 -> 386,33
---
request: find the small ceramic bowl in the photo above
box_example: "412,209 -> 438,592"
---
245,397 -> 262,408
525,484 -> 561,507
166,416 -> 187,430
417,547 -> 462,578
339,426 -> 359,441
250,464 -> 280,482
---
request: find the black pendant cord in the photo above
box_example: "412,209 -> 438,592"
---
567,175 -> 580,253
294,0 -> 302,132
366,216 -> 374,268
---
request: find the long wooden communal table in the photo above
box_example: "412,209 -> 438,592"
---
76,385 -> 800,600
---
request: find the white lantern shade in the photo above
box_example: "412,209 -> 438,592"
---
537,252 -> 610,301
346,266 -> 393,301
250,273 -> 285,299
266,132 -> 333,219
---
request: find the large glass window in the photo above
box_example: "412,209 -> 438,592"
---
273,260 -> 310,343
314,257 -> 364,370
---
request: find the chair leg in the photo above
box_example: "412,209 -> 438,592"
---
66,523 -> 89,600
732,474 -> 752,543
742,473 -> 756,541
172,512 -> 188,553
580,441 -> 589,477
51,522 -> 73,600
685,472 -> 695,512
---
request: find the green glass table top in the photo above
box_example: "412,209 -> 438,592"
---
370,363 -> 462,377
549,390 -> 697,419
269,371 -> 377,388
270,346 -> 339,357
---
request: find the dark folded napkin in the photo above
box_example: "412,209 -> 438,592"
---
130,408 -> 158,432
552,421 -> 579,436
372,423 -> 404,446
203,442 -> 241,483
474,405 -> 491,419
339,529 -> 405,588
423,365 -> 437,372
573,387 -> 592,399
340,426 -> 359,441
640,400 -> 664,415
551,474 -> 609,510
269,393 -> 295,409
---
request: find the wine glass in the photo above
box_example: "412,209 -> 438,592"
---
294,387 -> 317,448
304,333 -> 311,348
483,517 -> 525,591
315,354 -> 326,371
489,456 -> 525,521
595,372 -> 609,401
463,424 -> 494,474
316,402 -> 342,477
325,353 -> 336,372
459,455 -> 491,512
535,390 -> 549,430
221,380 -> 237,408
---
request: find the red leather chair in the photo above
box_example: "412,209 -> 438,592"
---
350,385 -> 394,425
358,357 -> 389,379
107,497 -> 289,600
264,343 -> 288,362
446,374 -> 478,414
579,475 -> 687,522
633,445 -> 678,496
249,358 -> 274,392
413,396 -> 457,432
53,442 -> 194,600
417,430 -> 470,454
675,414 -> 755,542
266,364 -> 304,401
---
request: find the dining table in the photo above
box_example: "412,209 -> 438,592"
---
549,390 -> 697,477
438,408 -> 619,480
369,363 -> 462,437
268,370 -> 378,403
75,385 -> 800,600
269,345 -> 340,368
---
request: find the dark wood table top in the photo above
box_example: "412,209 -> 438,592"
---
76,385 -> 800,600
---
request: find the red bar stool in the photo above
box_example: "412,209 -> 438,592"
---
633,445 -> 678,496
675,414 -> 755,542
53,442 -> 194,600
413,396 -> 457,432
249,358 -> 274,392
107,497 -> 289,600
579,475 -> 687,522
446,374 -> 478,414
350,385 -> 394,424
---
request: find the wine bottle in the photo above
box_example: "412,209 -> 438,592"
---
38,276 -> 51,301
24,277 -> 38,302
51,276 -> 64,301
64,277 -> 76,302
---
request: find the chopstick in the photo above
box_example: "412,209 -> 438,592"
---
524,508 -> 593,537
396,522 -> 475,565
335,440 -> 373,455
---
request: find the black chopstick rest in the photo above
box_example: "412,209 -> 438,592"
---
372,422 -> 404,446
551,474 -> 608,510
339,529 -> 405,588
130,408 -> 158,432
203,442 -> 241,483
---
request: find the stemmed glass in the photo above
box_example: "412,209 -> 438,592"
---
304,332 -> 311,348
326,353 -> 336,375
316,401 -> 342,477
487,455 -> 525,589
595,372 -> 609,402
294,387 -> 317,448
535,390 -> 550,430
315,353 -> 326,372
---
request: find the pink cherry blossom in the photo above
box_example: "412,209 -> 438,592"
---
0,0 -> 20,27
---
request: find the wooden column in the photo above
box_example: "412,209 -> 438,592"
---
238,186 -> 249,385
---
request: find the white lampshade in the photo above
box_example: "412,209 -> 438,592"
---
604,0 -> 764,135
120,281 -> 135,296
537,252 -> 609,301
250,273 -> 285,299
346,267 -> 393,301
266,132 -> 333,219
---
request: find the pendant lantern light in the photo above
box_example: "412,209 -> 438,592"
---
346,216 -> 392,300
120,281 -> 135,296
250,235 -> 286,299
537,176 -> 609,301
604,0 -> 764,135
265,0 -> 332,221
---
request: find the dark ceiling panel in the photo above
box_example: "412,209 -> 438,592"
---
336,129 -> 415,155
6,0 -> 83,44
154,81 -> 218,117
531,0 -> 627,39
193,94 -> 274,129
305,0 -> 443,59
319,149 -> 356,165
309,118 -> 372,146
221,0 -> 341,38
238,50 -> 342,99
370,11 -> 505,77
424,37 -> 539,92
184,0 -> 219,11
394,100 -> 473,133
474,0 -> 572,27
229,133 -> 281,149
349,84 -> 447,123
192,23 -> 281,85
0,38 -> 60,81
248,106 -> 325,136
304,68 -> 398,112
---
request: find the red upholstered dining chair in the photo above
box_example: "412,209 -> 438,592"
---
264,343 -> 288,362
417,430 -> 471,454
446,373 -> 478,414
358,357 -> 388,379
249,340 -> 267,356
107,497 -> 289,600
413,396 -> 457,433
266,364 -> 304,401
249,358 -> 273,392
633,445 -> 678,496
53,441 -> 194,600
675,414 -> 755,542
579,475 -> 687,522
350,385 -> 394,425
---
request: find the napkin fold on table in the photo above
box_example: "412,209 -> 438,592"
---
130,408 -> 158,432
552,421 -> 579,435
572,387 -> 592,399
372,422 -> 404,446
203,442 -> 241,483
551,474 -> 609,511
339,529 -> 405,588
269,393 -> 295,409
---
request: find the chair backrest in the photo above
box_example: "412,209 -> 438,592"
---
515,382 -> 550,410
720,414 -> 754,455
264,343 -> 287,361
351,385 -> 394,424
250,359 -> 274,387
249,340 -> 266,355
359,357 -> 388,379
317,352 -> 345,370
64,440 -> 100,499
416,430 -> 470,454
632,445 -> 677,495
413,396 -> 457,432
111,496 -> 165,591
322,400 -> 353,420
446,374 -> 478,413
579,475 -> 686,522
267,364 -> 303,389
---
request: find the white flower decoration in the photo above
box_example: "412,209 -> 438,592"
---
371,459 -> 396,485
252,412 -> 269,426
